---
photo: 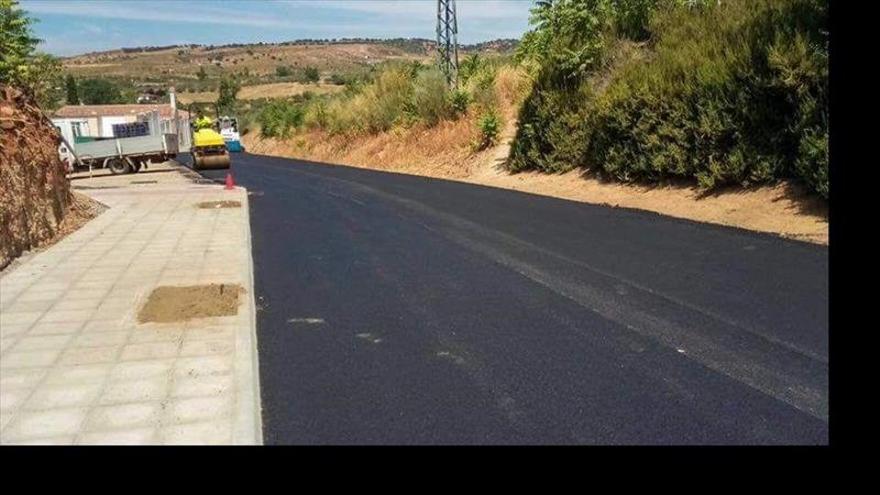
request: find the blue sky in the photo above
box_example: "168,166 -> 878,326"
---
21,0 -> 536,56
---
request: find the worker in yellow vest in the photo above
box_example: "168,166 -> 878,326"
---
194,112 -> 215,131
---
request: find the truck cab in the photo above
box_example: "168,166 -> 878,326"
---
218,116 -> 244,152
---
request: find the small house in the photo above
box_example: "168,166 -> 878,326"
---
51,103 -> 189,144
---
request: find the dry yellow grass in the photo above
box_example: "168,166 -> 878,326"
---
177,82 -> 344,104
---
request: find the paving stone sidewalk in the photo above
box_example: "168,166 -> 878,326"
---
0,164 -> 262,445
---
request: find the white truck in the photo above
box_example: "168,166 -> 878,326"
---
60,132 -> 181,174
58,109 -> 191,174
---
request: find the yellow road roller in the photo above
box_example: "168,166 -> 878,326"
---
189,107 -> 231,170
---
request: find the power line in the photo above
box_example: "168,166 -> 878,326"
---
436,0 -> 459,88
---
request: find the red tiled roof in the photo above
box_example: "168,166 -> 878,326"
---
52,104 -> 189,119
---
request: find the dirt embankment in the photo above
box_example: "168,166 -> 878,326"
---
0,85 -> 74,268
0,86 -> 107,270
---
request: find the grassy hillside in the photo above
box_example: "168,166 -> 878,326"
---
242,53 -> 525,143
64,42 -> 425,81
242,62 -> 531,179
509,0 -> 829,198
59,38 -> 520,122
62,38 -> 516,93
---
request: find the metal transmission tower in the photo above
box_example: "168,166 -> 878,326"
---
436,0 -> 460,88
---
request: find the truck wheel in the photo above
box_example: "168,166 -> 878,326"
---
108,158 -> 131,175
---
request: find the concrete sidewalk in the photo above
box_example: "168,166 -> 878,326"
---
0,163 -> 262,445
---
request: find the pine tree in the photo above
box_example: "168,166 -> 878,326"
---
65,74 -> 79,105
216,75 -> 240,114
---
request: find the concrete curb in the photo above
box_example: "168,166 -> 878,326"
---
175,160 -> 263,445
234,186 -> 264,445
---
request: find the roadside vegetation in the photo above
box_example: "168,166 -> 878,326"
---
509,0 -> 829,198
251,56 -> 530,154
1,0 -> 63,109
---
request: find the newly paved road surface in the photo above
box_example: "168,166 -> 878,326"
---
197,153 -> 828,445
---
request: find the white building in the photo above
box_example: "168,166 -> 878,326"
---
51,103 -> 189,145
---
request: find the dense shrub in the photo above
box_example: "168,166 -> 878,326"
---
79,78 -> 124,104
411,68 -> 453,126
459,55 -> 484,85
313,63 -> 474,136
464,63 -> 500,113
258,99 -> 304,138
316,65 -> 413,134
302,66 -> 320,83
449,89 -> 470,115
216,75 -> 240,114
255,58 -> 512,140
304,99 -> 329,129
509,0 -> 829,197
508,79 -> 592,173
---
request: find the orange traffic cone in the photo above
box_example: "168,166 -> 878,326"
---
225,172 -> 235,190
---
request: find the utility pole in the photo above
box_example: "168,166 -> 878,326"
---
436,0 -> 459,88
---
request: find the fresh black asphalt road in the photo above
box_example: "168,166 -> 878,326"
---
196,152 -> 828,445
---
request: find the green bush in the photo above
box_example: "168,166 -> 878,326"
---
509,79 -> 592,173
304,99 -> 329,129
258,99 -> 304,138
216,75 -> 240,114
79,78 -> 124,104
411,68 -> 453,126
327,73 -> 348,85
474,110 -> 502,151
314,63 -> 474,135
510,0 -> 829,197
321,65 -> 414,135
459,54 -> 484,85
302,66 -> 320,83
262,60 -> 511,138
466,64 -> 499,113
449,89 -> 470,115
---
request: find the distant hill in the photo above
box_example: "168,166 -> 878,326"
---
461,39 -> 519,52
64,37 -> 517,64
62,38 -> 519,91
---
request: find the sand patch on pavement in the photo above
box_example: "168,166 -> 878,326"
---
197,200 -> 241,209
138,284 -> 244,323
